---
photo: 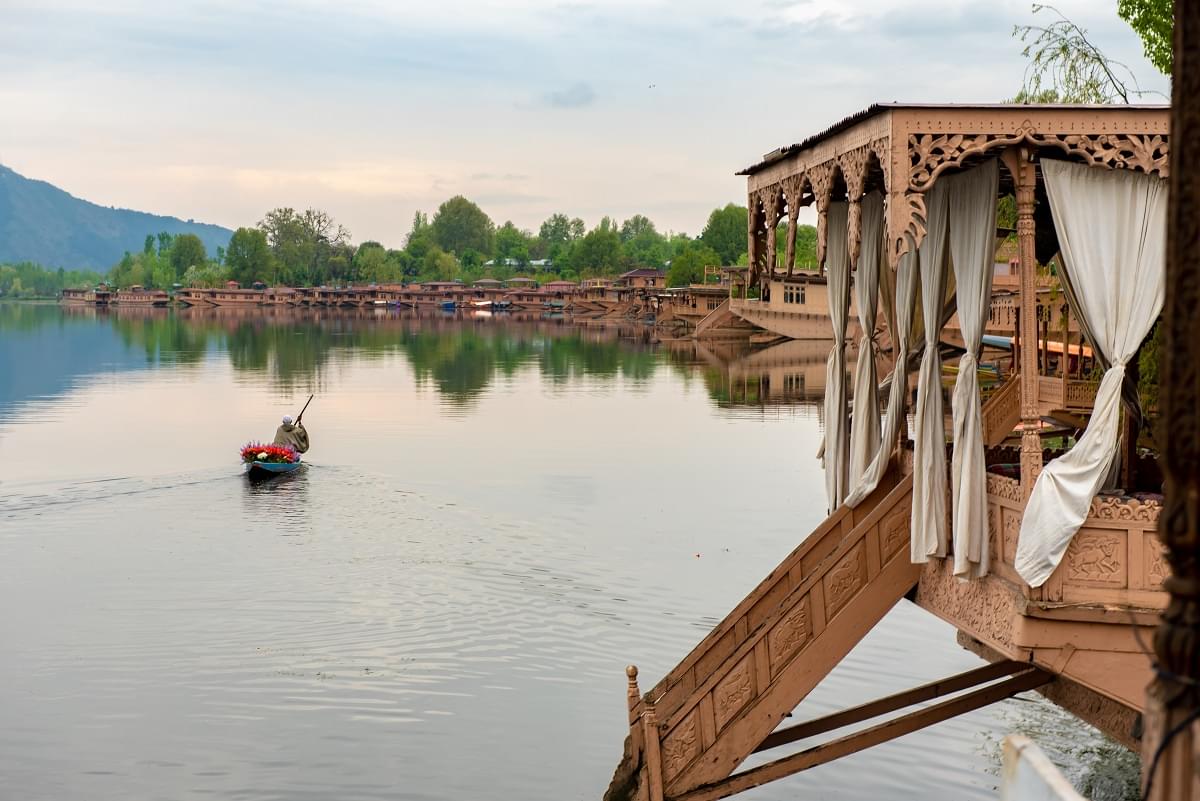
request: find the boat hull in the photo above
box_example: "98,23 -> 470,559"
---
245,460 -> 302,480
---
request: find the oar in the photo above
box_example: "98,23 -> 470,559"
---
295,394 -> 314,424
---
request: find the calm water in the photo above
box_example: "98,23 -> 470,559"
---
0,303 -> 1117,800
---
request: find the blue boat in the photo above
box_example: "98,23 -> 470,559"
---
245,458 -> 302,481
440,300 -> 457,311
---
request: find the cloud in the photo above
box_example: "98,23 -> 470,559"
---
541,82 -> 597,109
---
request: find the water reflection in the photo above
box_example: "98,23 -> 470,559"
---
0,304 -> 829,420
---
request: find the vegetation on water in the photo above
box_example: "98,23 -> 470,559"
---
0,197 -> 819,297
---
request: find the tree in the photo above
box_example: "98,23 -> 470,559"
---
700,204 -> 748,266
226,227 -> 274,287
773,223 -> 818,270
431,196 -> 495,257
1118,0 -> 1173,75
170,234 -> 208,279
620,214 -> 656,242
495,221 -> 532,268
1013,4 -> 1159,103
667,243 -> 721,287
570,222 -> 622,274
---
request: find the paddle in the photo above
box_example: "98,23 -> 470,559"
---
295,394 -> 314,425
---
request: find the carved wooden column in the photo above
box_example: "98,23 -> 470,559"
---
746,193 -> 760,291
1003,147 -> 1043,498
1144,4 -> 1200,799
784,176 -> 802,277
763,191 -> 780,286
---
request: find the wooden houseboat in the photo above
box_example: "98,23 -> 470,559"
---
112,285 -> 169,306
606,102 -> 1173,801
60,286 -> 112,306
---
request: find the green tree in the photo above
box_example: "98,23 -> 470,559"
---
700,204 -> 748,266
667,243 -> 721,287
570,222 -> 622,274
169,233 -> 208,280
226,227 -> 274,287
495,221 -> 533,268
773,223 -> 818,270
431,196 -> 495,257
1118,0 -> 1173,75
619,214 -> 656,242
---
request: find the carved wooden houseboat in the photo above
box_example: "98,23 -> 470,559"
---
60,286 -> 112,306
606,103 -> 1170,801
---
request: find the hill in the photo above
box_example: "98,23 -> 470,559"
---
0,164 -> 232,269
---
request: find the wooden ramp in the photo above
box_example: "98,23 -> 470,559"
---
607,470 -> 925,801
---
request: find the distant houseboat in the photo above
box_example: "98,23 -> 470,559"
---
60,286 -> 112,306
113,285 -> 169,306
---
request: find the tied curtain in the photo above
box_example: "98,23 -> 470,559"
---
821,202 -> 852,511
848,193 -> 885,489
1015,159 -> 1168,587
946,160 -> 999,579
845,246 -> 918,508
911,181 -> 951,563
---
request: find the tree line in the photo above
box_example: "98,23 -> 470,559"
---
2,197 -> 821,297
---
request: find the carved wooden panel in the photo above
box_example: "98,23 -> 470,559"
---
1065,532 -> 1127,586
1002,509 -> 1021,566
1145,534 -> 1169,589
712,656 -> 755,730
823,542 -> 867,619
916,560 -> 1018,652
880,507 -> 909,563
766,596 -> 812,677
661,709 -> 701,781
1088,494 -> 1162,523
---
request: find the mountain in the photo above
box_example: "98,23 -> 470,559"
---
0,164 -> 233,270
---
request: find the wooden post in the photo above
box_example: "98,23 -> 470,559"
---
1002,147 -> 1043,498
1061,302 -> 1069,402
1145,4 -> 1200,799
642,698 -> 665,801
626,665 -> 641,725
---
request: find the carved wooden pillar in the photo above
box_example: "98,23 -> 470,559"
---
763,191 -> 780,285
642,698 -> 665,801
1144,5 -> 1200,800
1003,148 -> 1043,498
784,177 -> 802,277
746,193 -> 759,290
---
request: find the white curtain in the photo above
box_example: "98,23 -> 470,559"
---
911,182 -> 951,563
845,246 -> 918,508
848,193 -> 885,489
946,160 -> 999,579
1015,159 -> 1167,587
821,202 -> 852,511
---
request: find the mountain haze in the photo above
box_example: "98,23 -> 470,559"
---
0,165 -> 232,269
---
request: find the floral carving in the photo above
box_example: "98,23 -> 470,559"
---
1065,533 -> 1125,584
712,656 -> 755,730
809,162 -> 835,267
1088,494 -> 1162,523
767,597 -> 812,675
661,710 -> 700,780
915,559 -> 1016,651
824,542 -> 867,618
987,473 -> 1023,503
1147,538 -> 1169,588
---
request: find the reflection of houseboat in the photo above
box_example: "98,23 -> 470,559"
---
60,286 -> 112,306
113,285 -> 169,306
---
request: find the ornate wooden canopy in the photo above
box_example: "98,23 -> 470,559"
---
739,104 -> 1170,281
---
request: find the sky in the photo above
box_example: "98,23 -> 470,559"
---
0,0 -> 1171,248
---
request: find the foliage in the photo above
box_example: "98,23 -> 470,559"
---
170,234 -> 208,279
431,196 -> 495,257
569,219 -> 623,274
667,243 -> 721,287
226,228 -> 275,287
1013,4 -> 1159,103
1118,0 -> 1173,75
700,204 -> 748,266
773,223 -> 818,270
258,207 -> 352,286
0,262 -> 104,298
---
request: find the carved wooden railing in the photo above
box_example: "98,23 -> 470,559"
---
617,470 -> 918,800
982,378 -> 1021,447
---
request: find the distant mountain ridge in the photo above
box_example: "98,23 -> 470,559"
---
0,164 -> 233,270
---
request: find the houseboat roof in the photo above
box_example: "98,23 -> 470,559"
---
738,102 -> 1171,176
618,269 -> 666,279
473,279 -> 502,286
507,277 -> 538,284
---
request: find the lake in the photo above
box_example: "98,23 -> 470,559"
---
0,303 -> 1120,800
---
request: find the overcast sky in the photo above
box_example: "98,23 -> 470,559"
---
0,0 -> 1170,247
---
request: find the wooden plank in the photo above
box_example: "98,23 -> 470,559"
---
751,660 -> 1029,753
671,669 -> 1051,801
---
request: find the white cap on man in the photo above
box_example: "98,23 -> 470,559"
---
282,415 -> 293,425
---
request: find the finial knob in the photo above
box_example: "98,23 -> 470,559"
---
626,665 -> 638,680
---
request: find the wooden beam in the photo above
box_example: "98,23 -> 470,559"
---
672,668 -> 1051,801
752,659 -> 1028,754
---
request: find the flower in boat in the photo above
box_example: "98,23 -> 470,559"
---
239,442 -> 299,464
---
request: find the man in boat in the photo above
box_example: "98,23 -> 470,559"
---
273,415 -> 310,454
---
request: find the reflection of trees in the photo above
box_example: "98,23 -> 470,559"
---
2,305 -> 834,412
